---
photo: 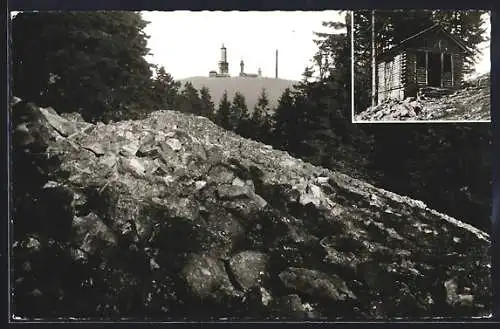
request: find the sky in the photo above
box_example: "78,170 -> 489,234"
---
472,11 -> 491,78
141,10 -> 343,81
142,10 -> 491,81
10,10 -> 490,81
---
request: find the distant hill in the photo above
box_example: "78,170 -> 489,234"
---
179,76 -> 298,111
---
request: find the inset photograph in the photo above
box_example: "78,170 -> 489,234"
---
352,10 -> 491,122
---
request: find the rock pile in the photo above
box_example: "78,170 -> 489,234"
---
355,78 -> 490,121
355,97 -> 425,121
12,100 -> 491,320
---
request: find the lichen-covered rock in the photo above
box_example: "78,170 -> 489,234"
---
279,267 -> 357,302
11,99 -> 491,320
269,294 -> 308,319
228,251 -> 270,290
182,253 -> 240,300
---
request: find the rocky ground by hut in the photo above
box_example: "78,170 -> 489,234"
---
355,74 -> 490,122
11,99 -> 491,320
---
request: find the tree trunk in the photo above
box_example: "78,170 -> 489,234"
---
371,10 -> 376,107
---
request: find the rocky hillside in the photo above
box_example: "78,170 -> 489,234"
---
12,99 -> 491,320
179,76 -> 296,110
355,75 -> 490,122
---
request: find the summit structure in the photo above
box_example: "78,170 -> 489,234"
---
218,44 -> 229,76
209,44 -> 230,77
239,59 -> 261,78
208,44 -> 276,78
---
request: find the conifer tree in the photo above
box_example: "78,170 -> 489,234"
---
12,11 -> 154,122
177,82 -> 202,115
199,86 -> 216,120
250,88 -> 270,140
229,92 -> 250,135
151,65 -> 180,112
215,90 -> 231,129
272,88 -> 297,150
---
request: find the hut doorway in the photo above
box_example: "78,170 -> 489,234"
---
428,52 -> 442,87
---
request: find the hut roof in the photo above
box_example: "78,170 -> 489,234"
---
377,24 -> 472,60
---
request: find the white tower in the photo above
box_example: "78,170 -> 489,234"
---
218,44 -> 229,75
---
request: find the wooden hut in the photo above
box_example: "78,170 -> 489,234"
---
376,24 -> 470,104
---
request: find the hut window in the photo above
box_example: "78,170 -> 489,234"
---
416,51 -> 426,68
443,53 -> 452,73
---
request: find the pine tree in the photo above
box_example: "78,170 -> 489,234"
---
12,11 -> 154,122
229,92 -> 250,135
215,90 -> 231,129
295,66 -> 315,97
312,19 -> 350,81
272,88 -> 297,150
430,10 -> 489,73
199,86 -> 216,120
151,65 -> 180,112
177,82 -> 202,115
277,16 -> 373,174
260,113 -> 275,145
249,88 -> 270,140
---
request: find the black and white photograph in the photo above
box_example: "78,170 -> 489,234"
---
352,10 -> 491,123
9,9 -> 492,321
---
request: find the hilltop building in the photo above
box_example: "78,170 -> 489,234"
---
209,44 -> 230,77
209,44 -> 278,79
239,60 -> 261,78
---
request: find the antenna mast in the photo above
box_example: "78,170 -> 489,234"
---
275,49 -> 279,79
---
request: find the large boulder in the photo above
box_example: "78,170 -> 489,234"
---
11,100 -> 491,320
